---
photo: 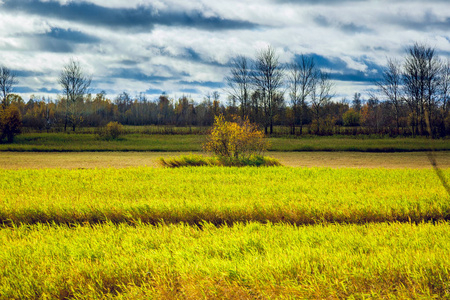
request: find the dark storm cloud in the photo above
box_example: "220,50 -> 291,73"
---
295,54 -> 347,70
145,88 -> 165,95
272,0 -> 365,4
27,27 -> 99,53
14,70 -> 45,77
120,59 -> 141,66
1,0 -> 258,31
390,10 -> 450,32
339,22 -> 372,34
34,37 -> 74,53
110,68 -> 178,82
38,87 -> 60,94
179,88 -> 200,94
313,15 -> 372,34
274,0 -> 446,5
179,80 -> 225,89
331,71 -> 375,82
294,54 -> 383,82
15,86 -> 36,93
181,48 -> 225,67
44,27 -> 99,44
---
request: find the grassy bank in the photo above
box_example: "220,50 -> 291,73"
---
1,133 -> 449,152
1,167 -> 448,226
1,222 -> 449,299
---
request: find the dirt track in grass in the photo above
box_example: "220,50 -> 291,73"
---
1,151 -> 449,169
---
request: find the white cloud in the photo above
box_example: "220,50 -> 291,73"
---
1,0 -> 449,101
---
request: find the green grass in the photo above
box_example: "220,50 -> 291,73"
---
269,136 -> 450,152
159,154 -> 282,167
0,222 -> 449,299
0,133 -> 206,152
1,133 -> 450,152
1,167 -> 448,226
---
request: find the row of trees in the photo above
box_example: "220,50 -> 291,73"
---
1,42 -> 449,137
226,47 -> 334,135
227,43 -> 450,136
377,43 -> 450,136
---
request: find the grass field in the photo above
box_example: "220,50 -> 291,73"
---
1,167 -> 448,226
1,132 -> 449,152
1,133 -> 450,299
1,222 -> 449,299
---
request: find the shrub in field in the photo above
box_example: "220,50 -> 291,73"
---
203,115 -> 269,159
159,154 -> 281,167
160,154 -> 211,167
343,109 -> 360,127
100,121 -> 123,140
216,155 -> 281,167
0,104 -> 22,143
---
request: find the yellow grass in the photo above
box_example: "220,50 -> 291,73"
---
1,222 -> 450,299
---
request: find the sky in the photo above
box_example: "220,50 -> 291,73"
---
1,0 -> 449,103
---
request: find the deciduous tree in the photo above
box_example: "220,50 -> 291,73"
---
310,71 -> 334,133
251,46 -> 285,134
402,43 -> 441,136
0,66 -> 17,107
59,59 -> 91,131
376,58 -> 403,132
0,104 -> 22,143
288,55 -> 315,135
226,56 -> 252,118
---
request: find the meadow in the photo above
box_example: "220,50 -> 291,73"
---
1,132 -> 449,152
1,222 -> 449,299
1,167 -> 449,226
1,132 -> 450,299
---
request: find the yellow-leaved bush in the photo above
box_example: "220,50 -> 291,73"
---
203,114 -> 269,159
0,104 -> 22,143
99,121 -> 124,140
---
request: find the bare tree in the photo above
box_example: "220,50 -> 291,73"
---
0,66 -> 18,107
251,45 -> 284,134
288,55 -> 315,135
441,59 -> 450,115
438,59 -> 450,135
376,58 -> 403,132
403,43 -> 441,135
226,56 -> 252,118
59,59 -> 91,131
352,92 -> 362,112
310,71 -> 334,133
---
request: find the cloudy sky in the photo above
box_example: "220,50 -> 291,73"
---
1,0 -> 449,103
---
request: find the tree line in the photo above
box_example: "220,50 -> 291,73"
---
0,42 -> 449,139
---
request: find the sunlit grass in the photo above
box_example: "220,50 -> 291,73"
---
1,167 -> 448,226
0,222 -> 449,299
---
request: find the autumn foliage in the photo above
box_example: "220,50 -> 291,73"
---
203,115 -> 269,159
99,121 -> 124,140
105,121 -> 123,139
0,104 -> 22,143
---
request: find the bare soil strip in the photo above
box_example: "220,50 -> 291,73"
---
1,151 -> 449,169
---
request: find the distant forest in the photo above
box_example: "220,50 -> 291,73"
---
1,42 -> 449,137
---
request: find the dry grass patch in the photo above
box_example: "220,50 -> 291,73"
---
270,151 -> 450,169
0,151 -> 449,169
